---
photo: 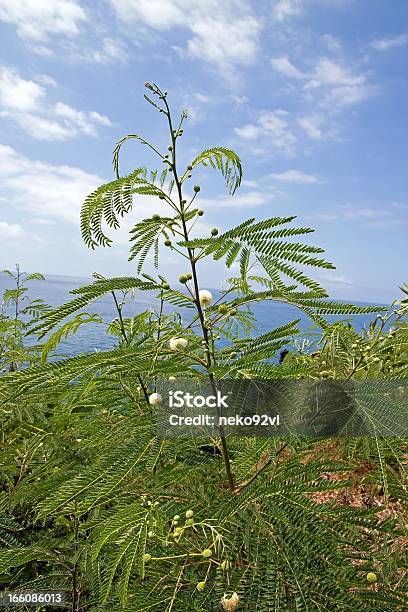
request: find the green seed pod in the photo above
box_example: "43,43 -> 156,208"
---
194,185 -> 201,192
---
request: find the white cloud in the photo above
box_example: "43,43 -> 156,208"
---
0,221 -> 24,239
371,33 -> 408,51
305,58 -> 377,107
0,67 -> 45,112
0,67 -> 112,141
0,146 -> 176,236
271,169 -> 323,184
271,55 -> 305,79
297,115 -> 324,139
108,0 -> 261,77
199,190 -> 271,209
272,0 -> 302,21
234,110 -> 297,155
0,144 -> 104,224
75,37 -> 128,64
305,204 -> 392,223
0,0 -> 87,41
270,56 -> 377,110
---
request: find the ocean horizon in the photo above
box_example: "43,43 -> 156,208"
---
0,272 -> 389,358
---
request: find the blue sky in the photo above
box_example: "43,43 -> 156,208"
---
0,0 -> 407,303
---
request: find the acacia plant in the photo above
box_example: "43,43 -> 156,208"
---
0,83 -> 406,611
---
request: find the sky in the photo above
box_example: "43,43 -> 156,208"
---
0,0 -> 407,303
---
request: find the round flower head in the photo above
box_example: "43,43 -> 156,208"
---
169,337 -> 188,352
168,375 -> 176,382
199,289 -> 213,307
221,592 -> 240,611
149,392 -> 162,406
185,509 -> 194,518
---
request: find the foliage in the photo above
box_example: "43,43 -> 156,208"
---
0,83 -> 406,611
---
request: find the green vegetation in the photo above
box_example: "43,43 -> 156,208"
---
0,83 -> 407,611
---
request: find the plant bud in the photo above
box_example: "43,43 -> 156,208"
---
168,375 -> 176,382
173,515 -> 180,521
179,274 -> 188,284
196,581 -> 206,592
220,560 -> 231,570
218,304 -> 229,314
366,572 -> 377,583
152,214 -> 160,220
187,165 -> 193,170
162,283 -> 170,289
194,185 -> 201,192
202,549 -> 212,558
143,554 -> 151,563
197,209 -> 204,216
211,228 -> 219,236
164,239 -> 172,247
185,509 -> 194,518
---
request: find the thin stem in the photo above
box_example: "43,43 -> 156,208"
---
161,93 -> 235,491
111,291 -> 150,405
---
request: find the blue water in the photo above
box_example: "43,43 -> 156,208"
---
0,272 -> 386,358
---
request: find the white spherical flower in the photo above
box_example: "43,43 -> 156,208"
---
221,591 -> 239,612
199,289 -> 213,307
221,592 -> 240,611
169,337 -> 188,351
149,392 -> 162,406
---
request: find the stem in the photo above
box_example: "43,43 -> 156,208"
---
72,510 -> 80,612
161,93 -> 235,491
111,291 -> 150,405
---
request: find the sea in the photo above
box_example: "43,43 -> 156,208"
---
0,272 -> 387,359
